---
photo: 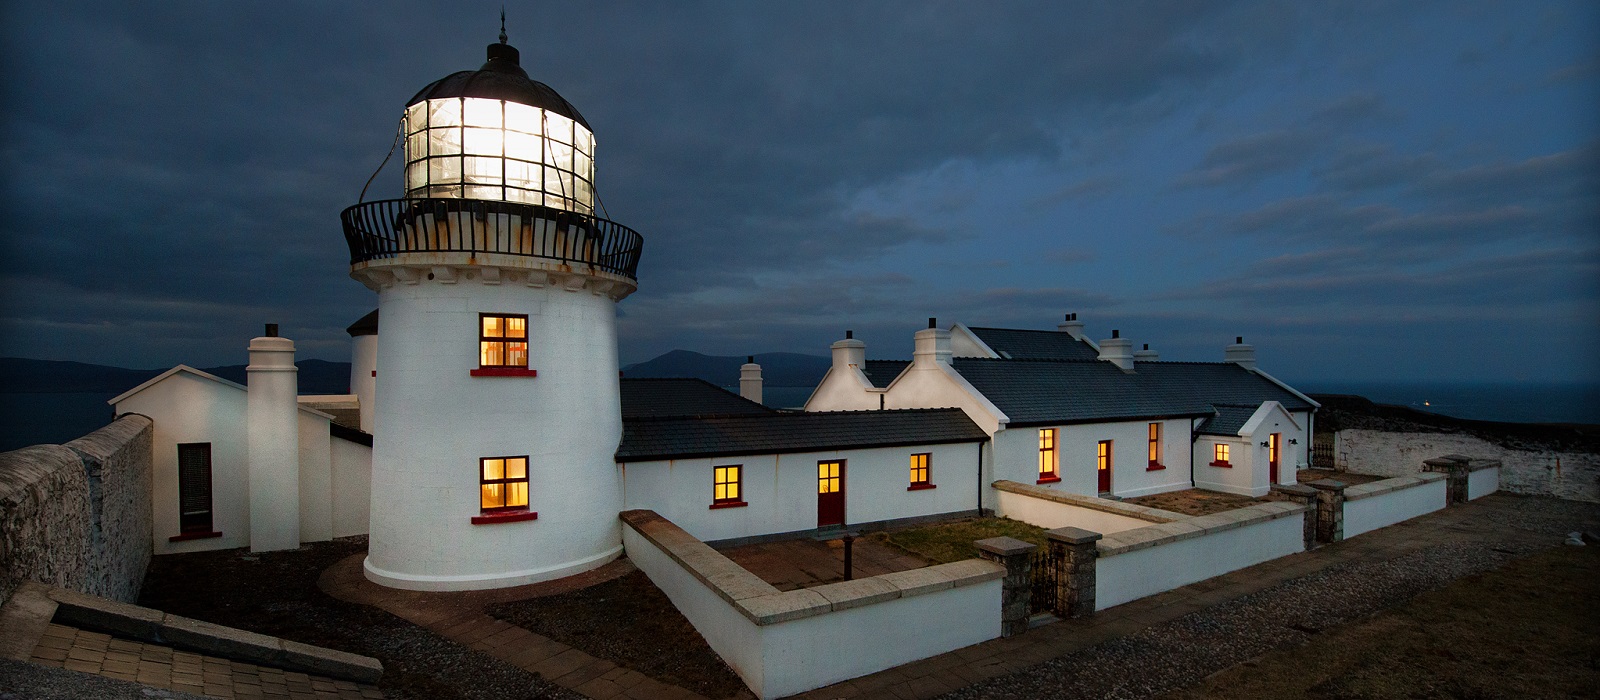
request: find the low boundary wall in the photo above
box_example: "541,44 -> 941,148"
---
1342,473 -> 1446,539
621,510 -> 1003,700
1468,465 -> 1500,500
993,480 -> 1180,534
1094,502 -> 1308,610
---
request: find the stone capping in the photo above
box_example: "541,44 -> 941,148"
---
1095,501 -> 1308,558
1342,472 -> 1445,502
991,480 -> 1182,523
620,510 -> 1003,626
1425,455 -> 1502,473
42,585 -> 383,683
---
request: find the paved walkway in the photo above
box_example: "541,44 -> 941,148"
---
719,537 -> 931,590
28,622 -> 380,700
786,493 -> 1589,700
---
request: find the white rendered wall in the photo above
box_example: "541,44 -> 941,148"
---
1096,513 -> 1305,610
364,272 -> 624,590
622,442 -> 982,543
350,334 -> 378,433
296,412 -> 333,543
1195,436 -> 1258,496
116,373 -> 250,555
330,436 -> 372,538
1467,466 -> 1499,500
804,367 -> 881,412
883,362 -> 1005,435
1343,479 -> 1446,539
994,490 -> 1156,534
992,420 -> 1191,499
247,337 -> 301,552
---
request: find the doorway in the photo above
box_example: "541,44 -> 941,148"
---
818,460 -> 845,527
1268,433 -> 1281,484
1097,440 -> 1112,494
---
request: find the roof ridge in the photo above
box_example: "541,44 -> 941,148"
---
966,326 -> 1066,334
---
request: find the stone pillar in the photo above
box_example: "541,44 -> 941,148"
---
1423,455 -> 1470,505
975,536 -> 1037,637
1046,526 -> 1101,619
1272,483 -> 1319,550
1306,479 -> 1347,544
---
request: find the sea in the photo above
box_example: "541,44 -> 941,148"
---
1,382 -> 1595,453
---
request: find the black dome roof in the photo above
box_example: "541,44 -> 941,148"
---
406,42 -> 590,130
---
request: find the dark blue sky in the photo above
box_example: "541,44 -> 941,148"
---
2,2 -> 1596,384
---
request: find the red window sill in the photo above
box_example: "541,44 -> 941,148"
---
907,483 -> 937,491
471,510 -> 538,525
1037,475 -> 1061,484
709,501 -> 748,510
1210,461 -> 1232,468
1147,463 -> 1167,471
470,367 -> 538,377
169,531 -> 222,542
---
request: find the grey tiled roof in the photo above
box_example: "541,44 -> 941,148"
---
967,327 -> 1101,361
619,378 -> 772,419
1195,405 -> 1261,436
862,360 -> 910,388
950,358 -> 1313,427
616,408 -> 988,462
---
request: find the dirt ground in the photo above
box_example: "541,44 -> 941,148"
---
1163,543 -> 1600,699
1123,489 -> 1271,516
870,517 -> 1049,564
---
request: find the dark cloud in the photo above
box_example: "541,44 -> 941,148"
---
1175,129 -> 1323,188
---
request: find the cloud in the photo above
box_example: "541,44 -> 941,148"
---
1174,129 -> 1322,188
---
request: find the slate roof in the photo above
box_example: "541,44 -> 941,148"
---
862,360 -> 910,388
966,327 -> 1101,361
949,358 -> 1314,427
616,408 -> 989,462
619,378 -> 772,419
1195,404 -> 1261,437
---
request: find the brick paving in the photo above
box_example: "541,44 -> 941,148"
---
787,493 -> 1577,700
719,536 -> 932,590
28,623 -> 381,700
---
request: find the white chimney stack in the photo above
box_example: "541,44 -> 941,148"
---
831,330 -> 866,372
913,317 -> 952,366
740,356 -> 763,404
1057,312 -> 1086,340
247,324 -> 300,552
1098,329 -> 1134,372
1225,336 -> 1256,370
1133,343 -> 1159,362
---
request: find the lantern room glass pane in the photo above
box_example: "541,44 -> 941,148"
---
463,128 -> 502,156
462,98 -> 503,128
546,141 -> 573,170
505,132 -> 540,161
505,103 -> 541,133
463,156 -> 501,184
407,132 -> 427,159
429,128 -> 462,158
546,113 -> 573,145
428,99 -> 462,128
406,162 -> 427,190
505,160 -> 536,190
406,103 -> 428,133
429,157 -> 462,184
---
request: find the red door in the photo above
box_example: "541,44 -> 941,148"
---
1269,433 -> 1281,484
818,460 -> 845,527
1097,440 -> 1112,494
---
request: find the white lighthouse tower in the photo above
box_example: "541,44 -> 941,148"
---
340,30 -> 643,590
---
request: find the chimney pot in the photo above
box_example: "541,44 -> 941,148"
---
1112,329 -> 1120,339
265,323 -> 278,338
846,330 -> 853,339
1237,336 -> 1243,344
747,355 -> 754,363
1143,343 -> 1149,350
928,317 -> 937,329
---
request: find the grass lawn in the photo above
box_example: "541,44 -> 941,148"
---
1165,543 -> 1600,699
871,516 -> 1049,564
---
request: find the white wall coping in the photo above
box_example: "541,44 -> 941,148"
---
991,480 -> 1183,523
1343,472 -> 1446,502
1096,501 -> 1308,557
620,510 -> 1003,626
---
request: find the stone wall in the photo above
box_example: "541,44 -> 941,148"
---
1334,429 -> 1599,503
0,415 -> 153,605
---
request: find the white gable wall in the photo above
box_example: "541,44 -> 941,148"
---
884,363 -> 1005,435
804,367 -> 881,412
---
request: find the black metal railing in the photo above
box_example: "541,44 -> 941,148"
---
1029,546 -> 1059,616
340,198 -> 643,280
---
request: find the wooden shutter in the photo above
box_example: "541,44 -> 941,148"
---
177,443 -> 213,533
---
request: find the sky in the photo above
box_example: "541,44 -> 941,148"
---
1,1 -> 1596,385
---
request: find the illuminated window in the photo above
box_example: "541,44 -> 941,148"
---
712,465 -> 744,507
1097,440 -> 1113,493
1213,443 -> 1231,466
818,461 -> 843,494
1038,429 -> 1059,482
402,97 -> 597,214
480,313 -> 529,368
1148,423 -> 1163,468
480,456 -> 529,512
909,453 -> 932,488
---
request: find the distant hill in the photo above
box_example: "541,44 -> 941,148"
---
623,350 -> 830,387
0,357 -> 354,395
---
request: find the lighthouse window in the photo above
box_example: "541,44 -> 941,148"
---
480,313 -> 529,368
480,456 -> 529,512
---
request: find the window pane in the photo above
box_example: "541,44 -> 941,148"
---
546,113 -> 573,144
506,132 -> 541,162
505,342 -> 527,368
429,156 -> 462,184
406,132 -> 428,161
464,155 -> 502,184
464,128 -> 503,156
428,99 -> 462,128
505,102 -> 541,133
483,458 -> 505,480
715,484 -> 728,500
481,483 -> 503,509
483,316 -> 503,338
506,457 -> 526,480
506,317 -> 526,338
462,98 -> 503,128
481,341 -> 504,366
508,481 -> 528,508
406,162 -> 427,191
428,127 -> 462,156
546,141 -> 573,170
406,102 -> 428,133
574,127 -> 594,155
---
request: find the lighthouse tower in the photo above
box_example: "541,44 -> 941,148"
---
339,30 -> 643,591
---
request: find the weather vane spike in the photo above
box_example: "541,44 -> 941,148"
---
499,7 -> 508,44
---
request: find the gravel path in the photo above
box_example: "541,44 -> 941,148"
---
939,496 -> 1598,700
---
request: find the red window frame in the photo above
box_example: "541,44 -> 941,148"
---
1037,429 -> 1060,483
1211,443 -> 1232,467
1147,422 -> 1165,470
710,465 -> 747,509
908,453 -> 936,490
472,313 -> 537,377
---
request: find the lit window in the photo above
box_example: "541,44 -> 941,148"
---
1213,443 -> 1231,466
1148,422 -> 1162,468
909,453 -> 932,488
818,461 -> 843,494
713,465 -> 744,506
480,313 -> 529,368
403,97 -> 597,214
1038,429 -> 1058,482
1098,440 -> 1111,471
480,456 -> 529,512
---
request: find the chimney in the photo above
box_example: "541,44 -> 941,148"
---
1098,329 -> 1134,372
1133,343 -> 1159,362
247,326 -> 300,552
1057,312 -> 1086,340
913,317 -> 952,366
1225,336 -> 1256,370
740,355 -> 763,404
831,330 -> 866,373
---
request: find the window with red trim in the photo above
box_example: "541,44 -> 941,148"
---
480,456 -> 529,512
1038,429 -> 1059,482
1211,443 -> 1232,467
1147,422 -> 1164,469
479,313 -> 529,368
909,453 -> 934,490
711,465 -> 745,508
